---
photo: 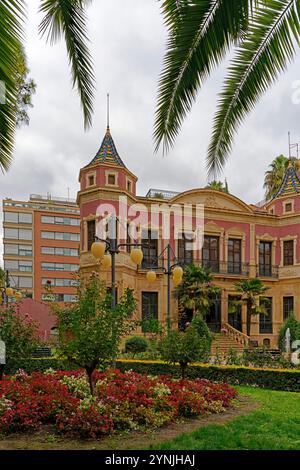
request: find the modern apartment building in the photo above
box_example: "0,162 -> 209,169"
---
2,194 -> 80,302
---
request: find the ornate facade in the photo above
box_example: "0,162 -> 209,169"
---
78,127 -> 300,348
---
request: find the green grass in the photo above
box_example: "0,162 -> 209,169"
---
150,387 -> 300,450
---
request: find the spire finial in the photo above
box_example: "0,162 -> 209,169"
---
107,93 -> 110,130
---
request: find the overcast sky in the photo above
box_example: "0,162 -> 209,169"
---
1,0 -> 300,263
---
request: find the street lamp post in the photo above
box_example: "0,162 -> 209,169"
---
91,214 -> 149,309
146,243 -> 183,332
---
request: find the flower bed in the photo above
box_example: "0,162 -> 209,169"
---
0,369 -> 237,438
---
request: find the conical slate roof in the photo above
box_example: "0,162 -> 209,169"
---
87,127 -> 126,167
273,161 -> 300,198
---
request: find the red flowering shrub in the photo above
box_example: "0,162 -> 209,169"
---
0,369 -> 238,438
55,407 -> 113,438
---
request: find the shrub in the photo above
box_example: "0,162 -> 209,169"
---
55,407 -> 113,438
279,314 -> 300,351
125,336 -> 148,356
159,326 -> 205,378
116,360 -> 300,392
0,368 -> 237,437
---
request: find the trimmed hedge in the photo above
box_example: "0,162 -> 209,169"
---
116,360 -> 300,392
4,358 -> 300,392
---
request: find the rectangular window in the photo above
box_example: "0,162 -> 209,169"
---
283,240 -> 294,266
141,292 -> 158,330
4,244 -> 18,255
285,202 -> 292,212
41,216 -> 80,226
42,278 -> 78,287
202,235 -> 219,272
4,260 -> 32,272
141,229 -> 158,268
259,297 -> 273,333
4,212 -> 32,224
259,241 -> 272,276
4,228 -> 18,239
41,231 -> 80,241
41,247 -> 78,256
228,239 -> 241,274
4,244 -> 32,256
88,175 -> 95,186
4,212 -> 18,223
87,220 -> 96,251
18,229 -> 32,240
283,296 -> 294,320
4,260 -> 18,271
18,277 -> 33,288
178,233 -> 193,265
108,174 -> 116,185
41,262 -> 79,271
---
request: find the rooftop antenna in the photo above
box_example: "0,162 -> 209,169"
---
107,93 -> 110,130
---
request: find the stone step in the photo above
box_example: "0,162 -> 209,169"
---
211,334 -> 245,354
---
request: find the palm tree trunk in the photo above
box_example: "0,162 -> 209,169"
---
246,301 -> 251,337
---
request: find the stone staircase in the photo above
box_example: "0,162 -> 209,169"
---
211,333 -> 244,355
211,323 -> 250,356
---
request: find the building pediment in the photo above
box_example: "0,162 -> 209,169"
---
170,189 -> 253,214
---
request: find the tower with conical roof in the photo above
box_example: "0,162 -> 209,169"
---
77,125 -> 138,253
265,160 -> 300,215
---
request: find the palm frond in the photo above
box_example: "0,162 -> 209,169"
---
39,0 -> 95,129
207,0 -> 300,177
0,0 -> 25,172
154,0 -> 257,154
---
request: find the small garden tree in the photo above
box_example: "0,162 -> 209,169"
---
0,304 -> 40,366
159,325 -> 204,379
234,279 -> 269,337
175,264 -> 220,323
53,273 -> 137,395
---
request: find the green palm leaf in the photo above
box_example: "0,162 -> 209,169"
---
0,0 -> 25,172
39,0 -> 95,129
208,0 -> 300,177
154,0 -> 256,154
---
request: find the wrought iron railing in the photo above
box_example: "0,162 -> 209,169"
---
256,265 -> 279,278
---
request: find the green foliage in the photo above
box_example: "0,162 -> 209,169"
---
190,314 -> 212,360
125,336 -> 148,356
234,278 -> 269,336
53,274 -> 137,393
224,347 -> 242,366
263,154 -> 295,200
15,46 -> 36,127
140,318 -> 163,335
279,314 -> 300,352
0,305 -> 40,364
205,180 -> 229,193
176,264 -> 220,318
154,1 -> 300,177
116,360 -> 300,392
159,326 -> 205,378
0,268 -> 5,288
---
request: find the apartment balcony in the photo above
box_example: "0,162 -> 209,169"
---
256,265 -> 279,279
198,261 -> 250,277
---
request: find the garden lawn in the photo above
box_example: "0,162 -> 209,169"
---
151,386 -> 300,450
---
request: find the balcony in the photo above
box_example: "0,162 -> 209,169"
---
256,265 -> 279,279
198,261 -> 249,276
